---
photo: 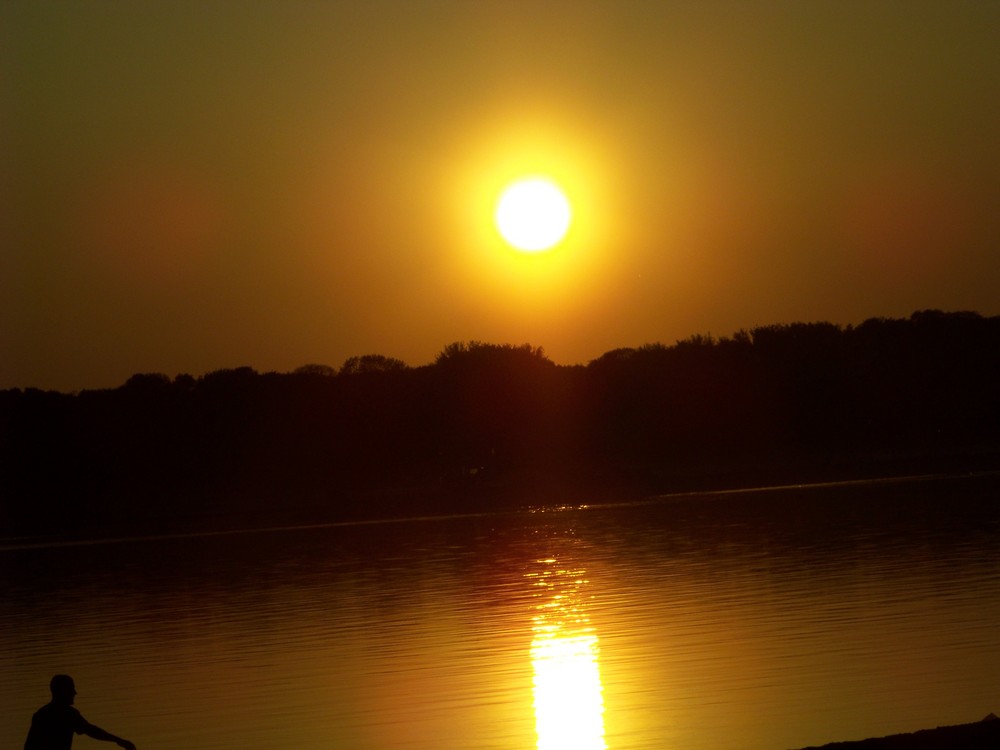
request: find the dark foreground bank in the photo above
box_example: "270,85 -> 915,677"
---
793,714 -> 999,750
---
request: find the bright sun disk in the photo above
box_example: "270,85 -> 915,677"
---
495,177 -> 572,252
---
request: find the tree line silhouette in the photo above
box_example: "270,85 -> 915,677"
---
3,310 -> 999,535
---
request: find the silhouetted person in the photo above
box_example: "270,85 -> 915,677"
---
25,675 -> 136,750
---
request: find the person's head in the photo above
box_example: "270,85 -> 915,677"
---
49,675 -> 76,705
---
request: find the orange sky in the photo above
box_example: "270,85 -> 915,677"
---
3,1 -> 999,391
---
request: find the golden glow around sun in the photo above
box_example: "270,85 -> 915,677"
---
442,107 -> 631,321
495,177 -> 572,252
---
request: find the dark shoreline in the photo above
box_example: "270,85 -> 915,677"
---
3,468 -> 998,551
5,312 -> 1000,538
792,715 -> 1000,750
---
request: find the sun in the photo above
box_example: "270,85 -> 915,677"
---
495,177 -> 572,252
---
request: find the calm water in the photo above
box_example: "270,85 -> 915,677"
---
3,474 -> 999,750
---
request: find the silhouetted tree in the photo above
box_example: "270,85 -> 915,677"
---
340,354 -> 408,375
293,364 -> 337,377
2,311 -> 999,535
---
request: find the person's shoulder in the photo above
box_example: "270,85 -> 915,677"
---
44,702 -> 81,714
34,702 -> 84,722
32,702 -> 58,718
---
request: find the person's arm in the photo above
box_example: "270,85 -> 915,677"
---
81,722 -> 136,750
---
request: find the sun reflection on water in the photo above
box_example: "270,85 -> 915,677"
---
527,557 -> 607,750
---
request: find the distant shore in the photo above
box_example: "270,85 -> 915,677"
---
3,468 -> 998,552
4,313 -> 1000,538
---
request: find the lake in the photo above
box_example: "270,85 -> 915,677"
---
2,473 -> 998,750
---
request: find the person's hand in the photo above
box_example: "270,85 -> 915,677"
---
117,739 -> 135,750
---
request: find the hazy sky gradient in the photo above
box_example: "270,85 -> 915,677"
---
3,0 -> 998,391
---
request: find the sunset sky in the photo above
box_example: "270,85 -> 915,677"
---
3,0 -> 998,392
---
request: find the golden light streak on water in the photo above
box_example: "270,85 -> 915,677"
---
528,557 -> 607,750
